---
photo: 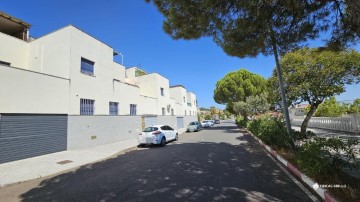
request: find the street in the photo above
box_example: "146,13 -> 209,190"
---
0,121 -> 315,201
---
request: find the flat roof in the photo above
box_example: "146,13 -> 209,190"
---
170,85 -> 186,89
0,11 -> 31,35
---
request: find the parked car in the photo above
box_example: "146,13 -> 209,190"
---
214,119 -> 220,124
201,120 -> 211,128
187,121 -> 202,132
205,120 -> 215,126
138,125 -> 178,147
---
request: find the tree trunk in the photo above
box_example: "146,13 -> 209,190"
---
301,104 -> 318,134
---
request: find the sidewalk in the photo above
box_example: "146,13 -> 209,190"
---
0,138 -> 138,188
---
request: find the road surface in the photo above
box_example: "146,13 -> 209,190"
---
0,121 -> 316,201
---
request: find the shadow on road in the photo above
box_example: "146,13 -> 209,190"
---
19,125 -> 310,202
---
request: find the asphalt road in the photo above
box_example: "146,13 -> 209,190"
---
0,121 -> 315,202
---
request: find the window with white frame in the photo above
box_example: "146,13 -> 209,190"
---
171,109 -> 174,116
80,98 -> 95,115
160,88 -> 164,96
81,58 -> 94,75
185,110 -> 187,116
162,108 -> 165,115
109,102 -> 119,115
183,96 -> 186,102
130,104 -> 137,115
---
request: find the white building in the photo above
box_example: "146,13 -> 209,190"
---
0,12 -> 197,117
0,11 -> 197,163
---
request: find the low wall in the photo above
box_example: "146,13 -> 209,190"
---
67,115 -> 141,150
67,115 -> 198,150
291,114 -> 360,133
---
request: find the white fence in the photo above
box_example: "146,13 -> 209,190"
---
291,114 -> 360,133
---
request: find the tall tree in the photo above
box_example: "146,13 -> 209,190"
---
213,69 -> 267,113
145,0 -> 335,133
209,106 -> 217,117
233,94 -> 270,120
269,48 -> 360,133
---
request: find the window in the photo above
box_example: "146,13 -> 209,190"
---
109,102 -> 119,115
171,109 -> 174,116
183,96 -> 186,102
185,110 -> 187,116
162,108 -> 166,115
0,60 -> 10,66
80,99 -> 95,115
81,58 -> 94,75
160,88 -> 164,96
130,104 -> 137,115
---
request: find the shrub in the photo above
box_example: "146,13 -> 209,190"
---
289,129 -> 316,141
296,137 -> 359,177
235,115 -> 248,128
248,115 -> 292,150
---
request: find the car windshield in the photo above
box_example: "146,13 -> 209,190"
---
143,127 -> 158,132
189,122 -> 197,125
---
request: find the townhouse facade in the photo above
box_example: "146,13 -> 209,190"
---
0,12 -> 197,163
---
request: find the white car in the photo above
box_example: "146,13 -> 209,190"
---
138,125 -> 178,147
201,120 -> 210,128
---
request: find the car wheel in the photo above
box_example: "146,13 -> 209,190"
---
175,134 -> 178,141
160,137 -> 166,147
137,144 -> 143,148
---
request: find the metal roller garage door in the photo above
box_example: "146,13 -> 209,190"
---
144,116 -> 157,128
0,114 -> 67,163
177,117 -> 184,129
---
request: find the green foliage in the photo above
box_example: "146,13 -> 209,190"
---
213,69 -> 267,113
233,94 -> 270,119
289,129 -> 316,141
314,97 -> 348,117
347,98 -> 360,114
269,48 -> 360,106
233,101 -> 252,120
199,107 -> 209,111
269,48 -> 360,132
247,94 -> 270,114
204,114 -> 212,120
247,115 -> 292,150
146,1 -> 335,56
235,116 -> 248,128
296,138 -> 359,177
210,106 -> 217,117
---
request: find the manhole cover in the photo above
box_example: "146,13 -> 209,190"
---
57,160 -> 73,165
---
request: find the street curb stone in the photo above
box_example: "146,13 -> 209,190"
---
244,128 -> 339,202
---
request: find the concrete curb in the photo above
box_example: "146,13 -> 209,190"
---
244,129 -> 339,202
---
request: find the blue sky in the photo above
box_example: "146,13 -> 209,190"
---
2,0 -> 359,108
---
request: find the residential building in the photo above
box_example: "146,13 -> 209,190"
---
0,11 -> 197,163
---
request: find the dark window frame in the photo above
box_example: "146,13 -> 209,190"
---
81,57 -> 95,75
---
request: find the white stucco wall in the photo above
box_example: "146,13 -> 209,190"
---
139,95 -> 158,115
114,81 -> 140,115
27,27 -> 71,78
186,92 -> 197,116
67,26 -> 127,115
67,115 -> 141,150
0,32 -> 28,69
0,65 -> 69,113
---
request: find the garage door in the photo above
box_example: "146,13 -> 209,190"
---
177,117 -> 184,129
144,116 -> 157,128
0,114 -> 67,163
